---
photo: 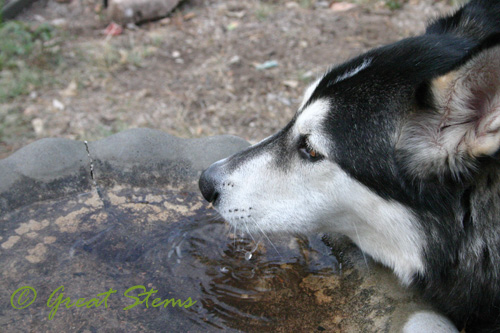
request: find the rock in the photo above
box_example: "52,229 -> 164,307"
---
52,99 -> 65,111
285,2 -> 299,8
31,118 -> 45,136
283,80 -> 299,88
229,55 -> 241,64
107,0 -> 181,24
87,128 -> 249,187
0,128 -> 249,212
50,18 -> 68,28
0,138 -> 91,212
254,60 -> 279,70
159,17 -> 171,25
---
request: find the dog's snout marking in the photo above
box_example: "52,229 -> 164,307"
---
224,206 -> 254,223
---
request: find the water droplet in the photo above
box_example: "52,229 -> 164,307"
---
245,252 -> 252,261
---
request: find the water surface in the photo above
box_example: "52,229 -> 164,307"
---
0,186 -> 349,332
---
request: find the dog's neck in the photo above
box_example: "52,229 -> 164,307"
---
325,175 -> 426,285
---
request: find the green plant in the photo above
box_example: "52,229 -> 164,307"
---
0,68 -> 42,101
0,21 -> 60,102
0,106 -> 35,145
299,0 -> 314,8
255,3 -> 274,21
0,21 -> 56,70
0,0 -> 4,25
385,0 -> 403,10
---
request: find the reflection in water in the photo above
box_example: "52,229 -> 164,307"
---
0,188 -> 342,332
157,207 -> 340,331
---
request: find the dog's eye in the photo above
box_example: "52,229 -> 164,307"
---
298,137 -> 323,162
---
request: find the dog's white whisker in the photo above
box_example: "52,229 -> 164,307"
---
243,222 -> 261,260
232,224 -> 236,248
207,214 -> 221,222
254,220 -> 282,259
251,240 -> 261,253
244,222 -> 257,243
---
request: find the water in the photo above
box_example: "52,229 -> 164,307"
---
0,187 -> 342,332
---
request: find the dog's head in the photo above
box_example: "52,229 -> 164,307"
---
199,33 -> 500,283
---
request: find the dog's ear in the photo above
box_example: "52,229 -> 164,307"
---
432,44 -> 500,158
399,44 -> 500,180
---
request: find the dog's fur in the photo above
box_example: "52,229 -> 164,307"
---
199,0 -> 500,331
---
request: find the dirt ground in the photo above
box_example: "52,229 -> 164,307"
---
0,0 -> 456,158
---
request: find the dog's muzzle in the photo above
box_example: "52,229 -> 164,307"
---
199,162 -> 222,204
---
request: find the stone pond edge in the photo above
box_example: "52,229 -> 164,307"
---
0,128 -> 250,213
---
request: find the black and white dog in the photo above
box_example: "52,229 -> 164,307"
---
199,0 -> 500,331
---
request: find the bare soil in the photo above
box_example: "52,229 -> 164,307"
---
1,0 -> 454,158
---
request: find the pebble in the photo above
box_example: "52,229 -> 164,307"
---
255,60 -> 279,70
52,99 -> 65,111
283,80 -> 299,88
51,18 -> 68,27
229,55 -> 241,64
32,118 -> 45,136
159,17 -> 171,25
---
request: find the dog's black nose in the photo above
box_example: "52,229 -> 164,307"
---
199,163 -> 220,203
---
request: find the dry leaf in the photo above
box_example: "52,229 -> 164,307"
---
330,2 -> 357,12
